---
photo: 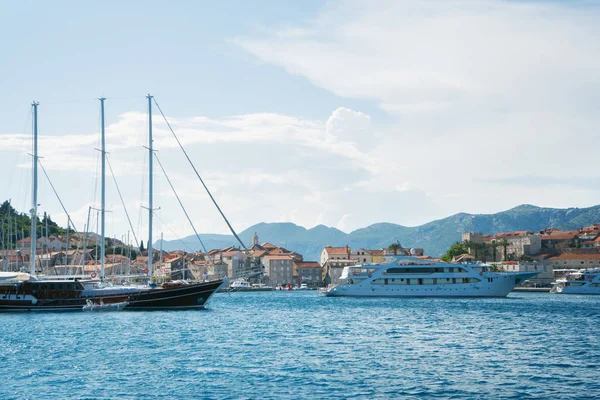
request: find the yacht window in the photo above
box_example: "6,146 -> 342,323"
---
418,278 -> 423,285
58,284 -> 64,290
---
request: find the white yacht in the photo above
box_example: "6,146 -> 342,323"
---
550,268 -> 600,295
321,256 -> 538,298
230,279 -> 251,290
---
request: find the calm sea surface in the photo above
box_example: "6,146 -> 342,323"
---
1,292 -> 599,399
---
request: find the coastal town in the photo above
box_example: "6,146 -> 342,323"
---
3,219 -> 600,290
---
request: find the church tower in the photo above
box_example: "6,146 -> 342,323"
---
252,232 -> 259,246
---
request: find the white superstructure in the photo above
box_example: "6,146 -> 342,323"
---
322,256 -> 538,298
550,268 -> 600,295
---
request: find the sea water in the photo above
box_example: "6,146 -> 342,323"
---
1,292 -> 598,399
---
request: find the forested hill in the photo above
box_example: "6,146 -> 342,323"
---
0,200 -> 65,244
156,204 -> 600,261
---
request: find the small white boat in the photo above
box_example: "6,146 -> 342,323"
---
82,299 -> 129,311
550,268 -> 600,295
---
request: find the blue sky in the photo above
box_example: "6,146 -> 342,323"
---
1,0 -> 600,244
1,0 -> 384,131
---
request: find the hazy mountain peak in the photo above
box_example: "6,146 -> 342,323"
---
157,204 -> 600,260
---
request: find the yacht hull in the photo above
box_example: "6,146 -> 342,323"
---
324,271 -> 538,298
0,279 -> 225,312
552,285 -> 600,295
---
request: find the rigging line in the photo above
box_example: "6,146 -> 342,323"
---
154,154 -> 214,267
152,213 -> 195,254
37,160 -> 80,234
44,98 -> 97,105
153,98 -> 248,251
104,96 -> 147,100
106,156 -> 141,250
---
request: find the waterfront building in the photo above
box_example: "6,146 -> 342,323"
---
464,230 -> 541,261
540,229 -> 580,249
221,250 -> 248,278
321,245 -> 351,265
322,258 -> 357,286
263,254 -> 294,285
294,261 -> 323,287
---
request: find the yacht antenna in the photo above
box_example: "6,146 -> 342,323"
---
30,101 -> 39,275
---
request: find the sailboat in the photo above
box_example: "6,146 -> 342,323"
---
0,97 -> 226,311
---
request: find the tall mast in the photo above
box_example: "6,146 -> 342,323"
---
65,220 -> 69,266
30,101 -> 39,275
100,97 -> 106,282
147,94 -> 154,284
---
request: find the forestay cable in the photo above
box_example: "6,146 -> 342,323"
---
154,154 -> 215,268
153,213 -> 195,254
106,156 -> 140,250
153,98 -> 247,251
38,160 -> 80,234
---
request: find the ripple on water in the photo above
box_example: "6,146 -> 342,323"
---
0,292 -> 599,399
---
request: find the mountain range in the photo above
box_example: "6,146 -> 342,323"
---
155,204 -> 600,262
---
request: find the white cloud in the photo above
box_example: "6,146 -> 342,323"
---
4,1 -> 600,244
236,0 -> 600,117
232,0 -> 600,225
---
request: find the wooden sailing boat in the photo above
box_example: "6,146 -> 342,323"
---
0,97 -> 226,311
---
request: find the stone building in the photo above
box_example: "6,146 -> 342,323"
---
294,261 -> 323,287
263,254 -> 294,286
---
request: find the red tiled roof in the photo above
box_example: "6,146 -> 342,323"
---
493,231 -> 531,239
265,255 -> 293,260
541,231 -> 579,241
295,261 -> 321,269
222,251 -> 244,257
262,242 -> 277,249
367,249 -> 385,256
267,248 -> 291,254
581,224 -> 600,232
546,253 -> 600,261
324,246 -> 349,255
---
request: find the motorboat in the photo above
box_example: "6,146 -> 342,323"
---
82,299 -> 129,311
550,268 -> 600,295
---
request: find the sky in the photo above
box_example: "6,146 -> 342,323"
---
1,0 -> 600,244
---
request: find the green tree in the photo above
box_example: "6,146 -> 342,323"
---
462,240 -> 473,255
490,240 -> 499,262
441,242 -> 467,262
498,238 -> 510,261
388,243 -> 402,255
481,243 -> 489,262
139,240 -> 145,253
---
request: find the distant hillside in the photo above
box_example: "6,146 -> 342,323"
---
155,204 -> 600,261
